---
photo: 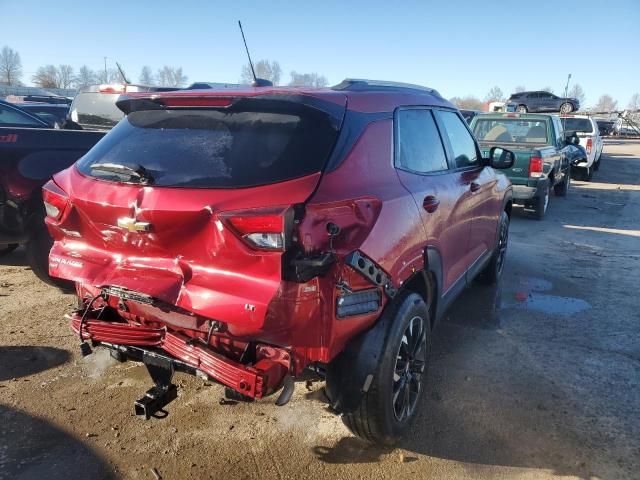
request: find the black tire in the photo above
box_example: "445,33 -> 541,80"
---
342,292 -> 431,445
517,105 -> 528,113
554,170 -> 570,197
594,156 -> 601,171
560,102 -> 574,114
478,211 -> 509,284
0,243 -> 19,257
530,183 -> 549,220
25,225 -> 73,291
583,165 -> 593,181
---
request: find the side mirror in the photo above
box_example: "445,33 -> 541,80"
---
488,147 -> 515,169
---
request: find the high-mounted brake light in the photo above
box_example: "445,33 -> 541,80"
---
158,97 -> 233,108
529,156 -> 544,178
586,138 -> 592,154
99,84 -> 126,94
220,207 -> 290,251
42,180 -> 69,220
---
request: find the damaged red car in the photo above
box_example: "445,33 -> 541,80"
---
43,79 -> 514,444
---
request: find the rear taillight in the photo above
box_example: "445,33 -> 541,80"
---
529,156 -> 544,178
220,207 -> 292,251
98,84 -> 125,94
586,138 -> 592,154
42,180 -> 69,220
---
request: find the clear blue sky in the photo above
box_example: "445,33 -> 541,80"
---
3,0 -> 639,107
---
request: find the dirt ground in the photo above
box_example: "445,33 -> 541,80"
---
1,139 -> 639,480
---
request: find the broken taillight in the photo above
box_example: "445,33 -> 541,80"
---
42,180 -> 69,220
529,156 -> 544,178
220,207 -> 292,251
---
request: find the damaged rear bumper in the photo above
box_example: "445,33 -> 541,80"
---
69,314 -> 290,399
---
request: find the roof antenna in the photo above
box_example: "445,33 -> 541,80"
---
238,20 -> 272,87
115,62 -> 130,84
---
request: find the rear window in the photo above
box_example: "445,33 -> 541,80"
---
473,118 -> 548,144
560,118 -> 593,133
71,92 -> 124,129
76,107 -> 339,188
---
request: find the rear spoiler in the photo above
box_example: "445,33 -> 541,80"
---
115,94 -> 347,130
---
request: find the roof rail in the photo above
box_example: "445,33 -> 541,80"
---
332,78 -> 440,96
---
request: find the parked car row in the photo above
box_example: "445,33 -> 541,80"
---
470,112 -> 590,219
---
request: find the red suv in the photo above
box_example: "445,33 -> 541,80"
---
43,79 -> 513,444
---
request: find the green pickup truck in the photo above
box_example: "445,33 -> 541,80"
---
470,113 -> 585,219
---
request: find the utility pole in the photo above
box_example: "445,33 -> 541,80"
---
564,73 -> 572,99
104,57 -> 108,80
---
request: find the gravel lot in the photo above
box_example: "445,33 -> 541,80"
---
1,139 -> 639,480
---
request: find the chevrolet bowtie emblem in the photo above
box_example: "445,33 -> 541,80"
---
117,217 -> 151,233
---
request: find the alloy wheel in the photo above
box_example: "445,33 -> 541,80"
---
392,316 -> 426,422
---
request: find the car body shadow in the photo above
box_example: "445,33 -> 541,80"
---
0,245 -> 29,267
0,405 -> 116,479
0,346 -> 70,381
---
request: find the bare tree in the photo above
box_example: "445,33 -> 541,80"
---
139,66 -> 155,85
0,46 -> 23,85
57,65 -> 74,88
594,94 -> 618,113
32,65 -> 60,88
450,96 -> 484,110
541,86 -> 555,93
240,59 -> 281,85
627,93 -> 640,111
514,85 -> 526,93
156,66 -> 188,87
568,84 -> 586,104
288,71 -> 328,87
75,65 -> 96,88
484,86 -> 505,102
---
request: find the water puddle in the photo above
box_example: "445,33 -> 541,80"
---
506,276 -> 591,317
515,292 -> 590,316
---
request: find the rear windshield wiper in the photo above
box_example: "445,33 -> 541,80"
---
90,163 -> 153,184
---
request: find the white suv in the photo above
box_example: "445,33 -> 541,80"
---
560,115 -> 603,180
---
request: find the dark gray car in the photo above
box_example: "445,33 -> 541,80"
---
506,91 -> 579,114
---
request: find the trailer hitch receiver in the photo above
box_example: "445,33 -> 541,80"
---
134,352 -> 178,419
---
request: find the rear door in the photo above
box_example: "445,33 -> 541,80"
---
527,93 -> 541,112
435,110 -> 497,274
393,107 -> 470,293
538,92 -> 557,112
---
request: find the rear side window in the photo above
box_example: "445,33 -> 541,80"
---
436,111 -> 479,168
76,107 -> 339,188
0,104 -> 44,127
395,109 -> 448,173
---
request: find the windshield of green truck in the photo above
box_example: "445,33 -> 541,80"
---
473,119 -> 548,144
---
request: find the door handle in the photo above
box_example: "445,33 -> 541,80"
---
470,182 -> 481,193
423,196 -> 440,213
